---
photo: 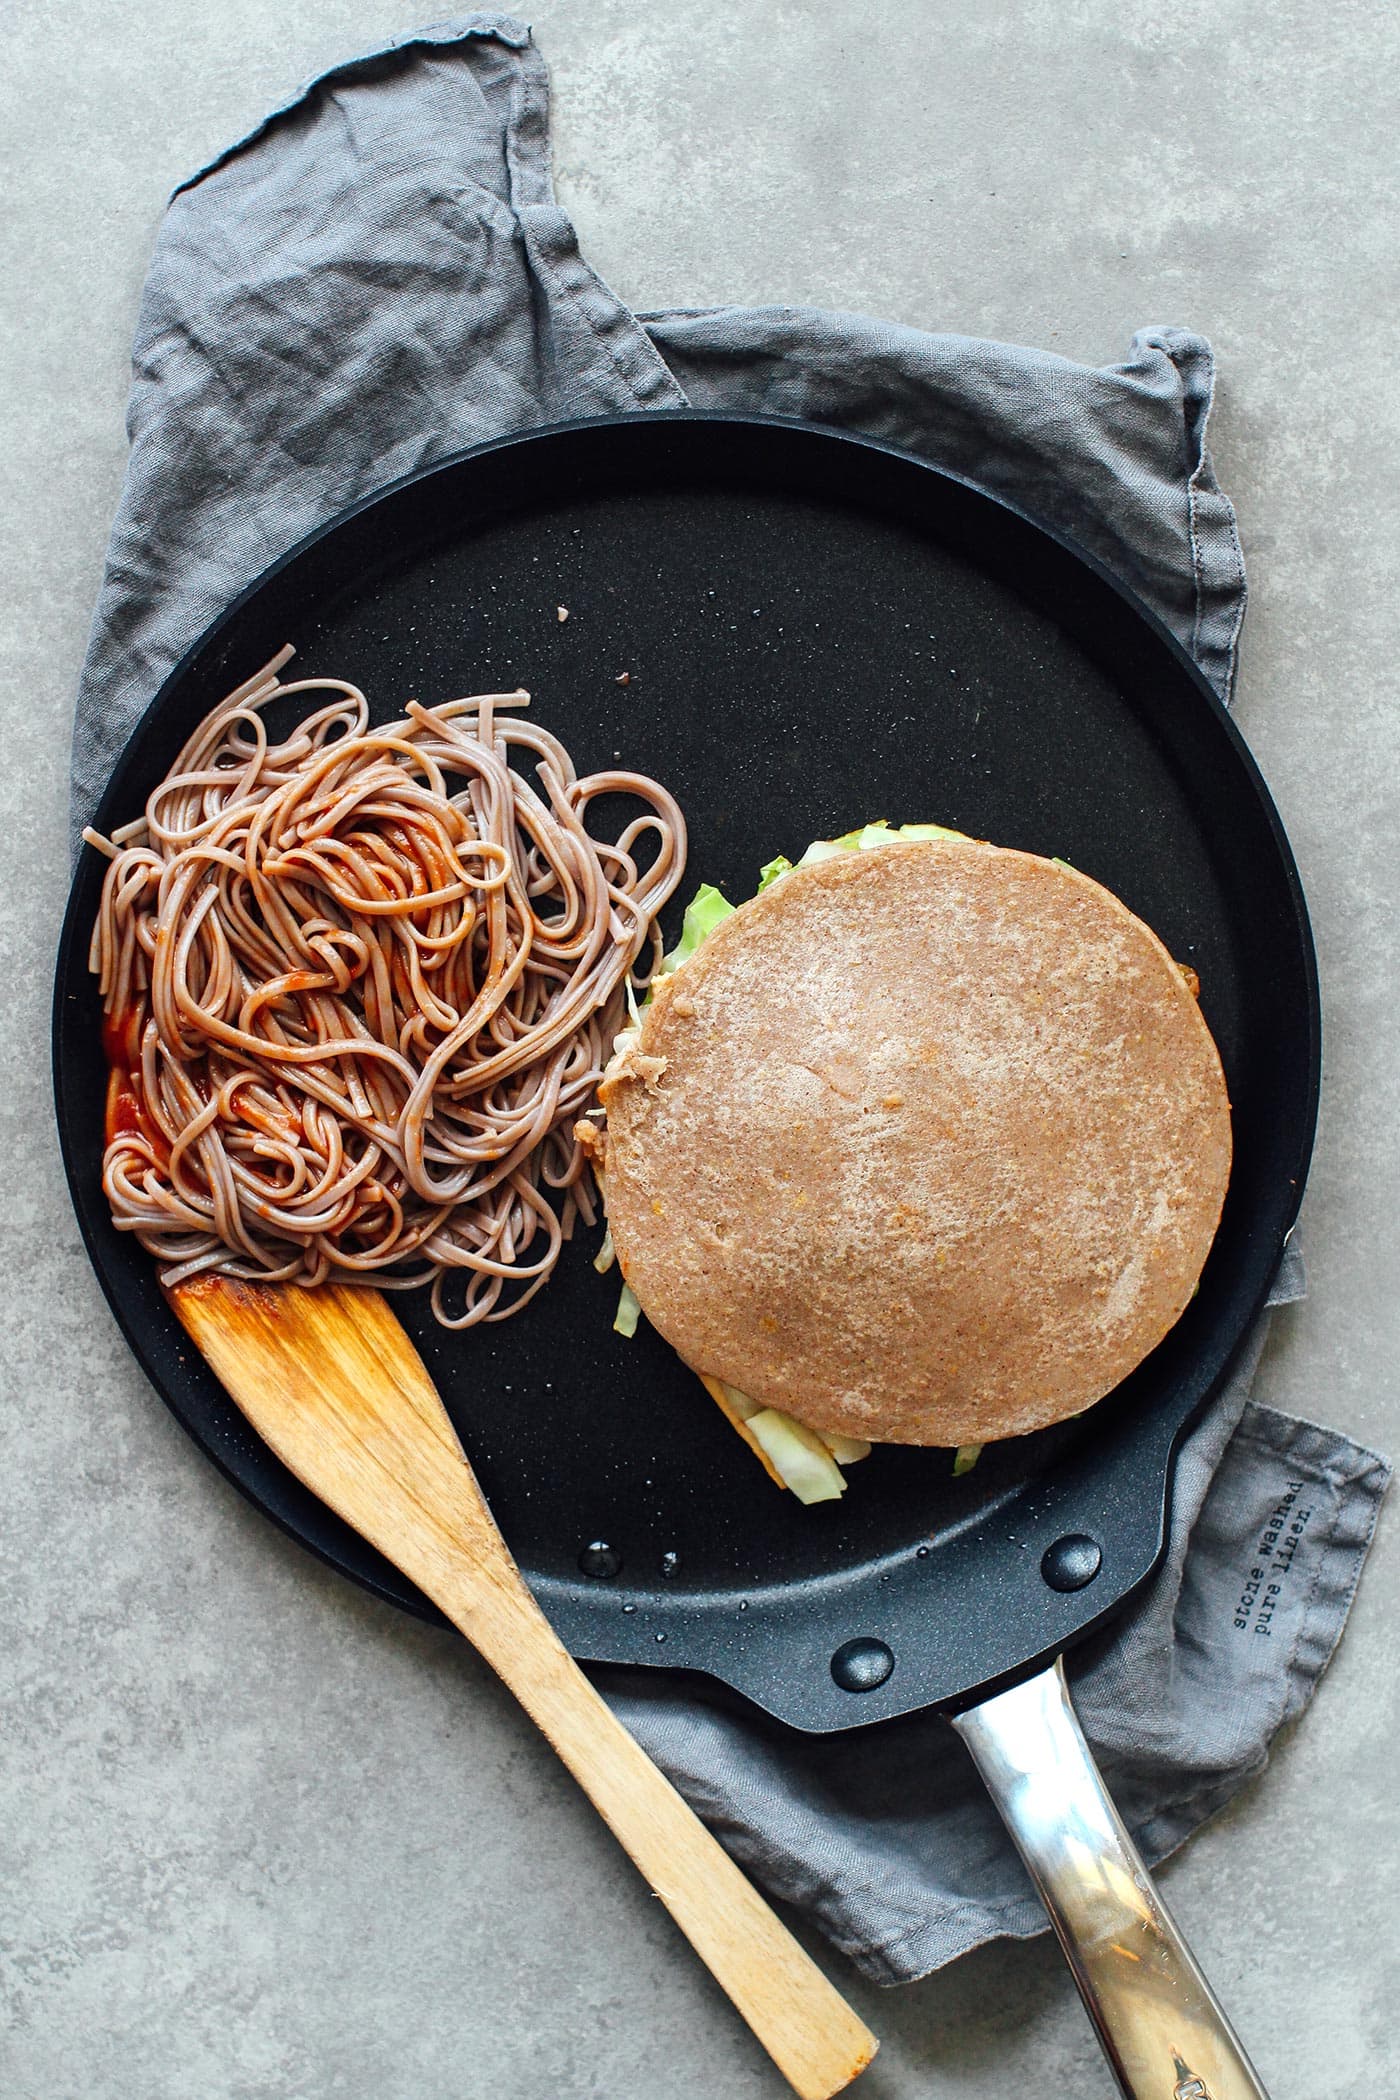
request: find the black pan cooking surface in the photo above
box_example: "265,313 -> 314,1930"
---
53,414 -> 1318,1730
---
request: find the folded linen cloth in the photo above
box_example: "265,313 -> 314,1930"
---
68,14 -> 1390,1985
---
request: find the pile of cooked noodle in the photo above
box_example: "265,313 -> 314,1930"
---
86,647 -> 685,1326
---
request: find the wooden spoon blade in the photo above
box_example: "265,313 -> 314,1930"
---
173,1275 -> 506,1580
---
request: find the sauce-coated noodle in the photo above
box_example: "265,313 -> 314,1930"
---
86,648 -> 686,1325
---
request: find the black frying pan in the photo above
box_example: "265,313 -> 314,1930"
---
54,415 -> 1316,2096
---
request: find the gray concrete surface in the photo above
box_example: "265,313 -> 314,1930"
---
3,3 -> 1397,2095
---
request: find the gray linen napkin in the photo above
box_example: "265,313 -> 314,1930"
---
68,15 -> 1390,1985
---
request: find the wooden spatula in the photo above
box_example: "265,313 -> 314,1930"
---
170,1273 -> 877,2100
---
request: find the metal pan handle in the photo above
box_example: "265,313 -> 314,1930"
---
952,1659 -> 1268,2100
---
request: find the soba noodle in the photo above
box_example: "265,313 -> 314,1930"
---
85,647 -> 686,1326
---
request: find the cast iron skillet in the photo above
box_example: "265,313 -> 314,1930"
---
53,413 -> 1318,1737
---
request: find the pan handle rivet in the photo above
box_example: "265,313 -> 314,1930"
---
830,1638 -> 895,1692
1040,1535 -> 1102,1591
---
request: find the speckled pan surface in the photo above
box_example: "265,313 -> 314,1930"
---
53,412 -> 1319,1730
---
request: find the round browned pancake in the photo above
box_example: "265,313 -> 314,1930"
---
596,842 -> 1232,1447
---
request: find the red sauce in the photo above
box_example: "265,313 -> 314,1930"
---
107,1084 -> 150,1141
100,1005 -> 142,1072
101,1002 -> 170,1170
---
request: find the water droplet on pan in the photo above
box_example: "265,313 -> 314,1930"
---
578,1541 -> 622,1579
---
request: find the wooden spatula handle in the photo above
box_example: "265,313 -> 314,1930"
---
440,1573 -> 874,2100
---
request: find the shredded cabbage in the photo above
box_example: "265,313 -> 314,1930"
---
593,1228 -> 616,1275
614,1282 -> 642,1337
791,818 -> 970,874
746,1410 -> 848,1503
952,1442 -> 983,1476
793,836 -> 854,871
696,1374 -> 868,1492
820,1430 -> 872,1466
890,821 -> 970,844
662,882 -> 736,973
757,854 -> 793,892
